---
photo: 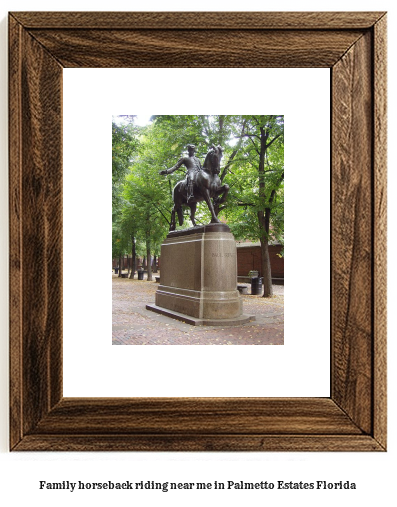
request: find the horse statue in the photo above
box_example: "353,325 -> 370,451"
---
169,145 -> 229,231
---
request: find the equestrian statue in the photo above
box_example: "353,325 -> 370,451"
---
159,144 -> 229,231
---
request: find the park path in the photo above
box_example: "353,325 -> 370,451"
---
112,274 -> 284,345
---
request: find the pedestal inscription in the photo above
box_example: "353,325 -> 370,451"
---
146,224 -> 255,326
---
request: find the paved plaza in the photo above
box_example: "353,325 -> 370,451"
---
112,273 -> 284,345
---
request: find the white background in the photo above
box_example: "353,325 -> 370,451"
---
0,1 -> 395,507
63,67 -> 330,397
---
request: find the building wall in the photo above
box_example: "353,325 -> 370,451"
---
114,245 -> 284,279
237,244 -> 284,279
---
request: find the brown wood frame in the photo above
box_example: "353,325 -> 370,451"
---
9,11 -> 387,452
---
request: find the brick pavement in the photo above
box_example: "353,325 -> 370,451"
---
112,274 -> 284,345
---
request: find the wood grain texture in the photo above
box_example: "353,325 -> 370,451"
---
31,398 -> 362,435
373,15 -> 387,449
14,435 -> 382,452
9,16 -> 64,447
21,27 -> 64,432
27,29 -> 363,68
332,32 -> 373,434
11,11 -> 385,29
8,11 -> 387,452
9,15 -> 23,450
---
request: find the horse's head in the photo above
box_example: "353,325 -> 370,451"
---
203,145 -> 223,174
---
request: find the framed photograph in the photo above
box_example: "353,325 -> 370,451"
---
9,11 -> 387,451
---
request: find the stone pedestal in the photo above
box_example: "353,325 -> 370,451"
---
146,224 -> 254,326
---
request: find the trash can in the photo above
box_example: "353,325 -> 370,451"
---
251,277 -> 263,295
137,270 -> 144,280
114,267 -> 119,274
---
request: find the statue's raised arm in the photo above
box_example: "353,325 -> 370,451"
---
159,157 -> 184,176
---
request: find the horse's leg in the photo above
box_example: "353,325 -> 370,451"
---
177,205 -> 184,226
202,189 -> 220,223
189,202 -> 197,226
170,207 -> 176,231
212,183 -> 229,217
215,183 -> 230,204
170,184 -> 186,230
195,172 -> 219,224
170,203 -> 184,230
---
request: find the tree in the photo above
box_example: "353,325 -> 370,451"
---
112,118 -> 140,215
112,219 -> 129,275
122,125 -> 172,280
227,115 -> 284,297
119,201 -> 138,278
112,117 -> 142,277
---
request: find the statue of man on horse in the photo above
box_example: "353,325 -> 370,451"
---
160,144 -> 229,231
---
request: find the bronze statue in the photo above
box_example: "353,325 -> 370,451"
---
160,144 -> 202,202
160,144 -> 229,231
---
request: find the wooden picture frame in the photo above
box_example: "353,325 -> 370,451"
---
9,11 -> 387,451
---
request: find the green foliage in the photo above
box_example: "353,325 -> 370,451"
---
112,118 -> 140,214
224,115 -> 284,248
112,115 -> 284,273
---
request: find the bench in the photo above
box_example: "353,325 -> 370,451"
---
237,285 -> 248,295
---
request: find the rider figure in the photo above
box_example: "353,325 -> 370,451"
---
159,144 -> 202,201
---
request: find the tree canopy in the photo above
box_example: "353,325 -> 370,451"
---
112,115 -> 284,295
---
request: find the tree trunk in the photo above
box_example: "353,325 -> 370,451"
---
257,207 -> 273,297
256,126 -> 273,297
118,254 -> 122,277
153,255 -> 158,273
146,251 -> 152,281
260,236 -> 273,297
129,235 -> 136,279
